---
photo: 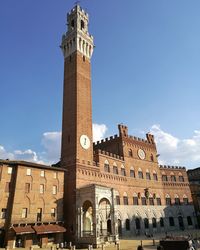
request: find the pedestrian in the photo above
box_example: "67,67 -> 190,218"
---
137,246 -> 144,250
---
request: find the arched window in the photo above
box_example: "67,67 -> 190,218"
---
175,195 -> 180,205
149,194 -> 154,205
144,218 -> 149,229
150,154 -> 154,162
128,149 -> 133,157
81,20 -> 85,30
171,174 -> 176,182
162,175 -> 168,181
169,217 -> 175,226
141,194 -> 147,205
152,218 -> 157,228
133,193 -> 138,205
156,196 -> 161,205
166,194 -> 171,206
138,168 -> 143,179
121,165 -> 126,176
187,216 -> 193,226
183,195 -> 189,205
113,162 -> 118,175
146,170 -> 151,180
114,190 -> 120,205
179,175 -> 184,182
71,19 -> 75,28
160,217 -> 164,227
104,160 -> 110,173
153,171 -> 158,181
135,218 -> 140,230
123,192 -> 128,205
125,219 -> 130,231
130,167 -> 135,177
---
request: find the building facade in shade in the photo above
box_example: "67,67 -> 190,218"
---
60,5 -> 196,247
0,160 -> 66,248
187,168 -> 200,227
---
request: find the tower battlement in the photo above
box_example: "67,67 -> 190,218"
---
159,165 -> 186,170
61,4 -> 94,59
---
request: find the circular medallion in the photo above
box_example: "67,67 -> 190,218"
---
138,149 -> 146,160
80,135 -> 90,150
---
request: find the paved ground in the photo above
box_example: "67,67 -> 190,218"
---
1,230 -> 200,250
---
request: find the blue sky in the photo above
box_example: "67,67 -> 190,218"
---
0,0 -> 200,168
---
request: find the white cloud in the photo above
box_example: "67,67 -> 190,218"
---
93,123 -> 108,142
14,149 -> 39,163
0,123 -> 108,165
0,145 -> 14,160
0,146 -> 40,163
41,132 -> 61,164
150,124 -> 200,168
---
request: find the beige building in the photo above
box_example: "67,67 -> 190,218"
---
0,160 -> 66,248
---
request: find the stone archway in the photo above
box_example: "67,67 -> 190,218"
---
82,200 -> 93,236
99,198 -> 111,236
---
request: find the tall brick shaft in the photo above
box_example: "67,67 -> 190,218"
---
60,5 -> 94,242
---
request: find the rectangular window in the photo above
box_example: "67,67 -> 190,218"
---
116,196 -> 120,205
37,208 -> 42,222
22,208 -> 28,218
40,170 -> 45,177
53,172 -> 57,179
133,197 -> 138,205
51,208 -> 56,218
40,184 -> 44,194
26,168 -> 31,176
25,183 -> 30,193
52,185 -> 57,195
1,208 -> 7,219
5,182 -> 10,192
8,167 -> 12,174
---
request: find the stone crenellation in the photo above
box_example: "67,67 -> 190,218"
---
159,165 -> 186,170
93,134 -> 119,145
93,134 -> 152,146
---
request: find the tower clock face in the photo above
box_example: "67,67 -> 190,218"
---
80,135 -> 90,150
138,149 -> 146,160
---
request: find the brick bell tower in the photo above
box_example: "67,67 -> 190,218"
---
61,5 -> 94,165
60,5 -> 94,240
